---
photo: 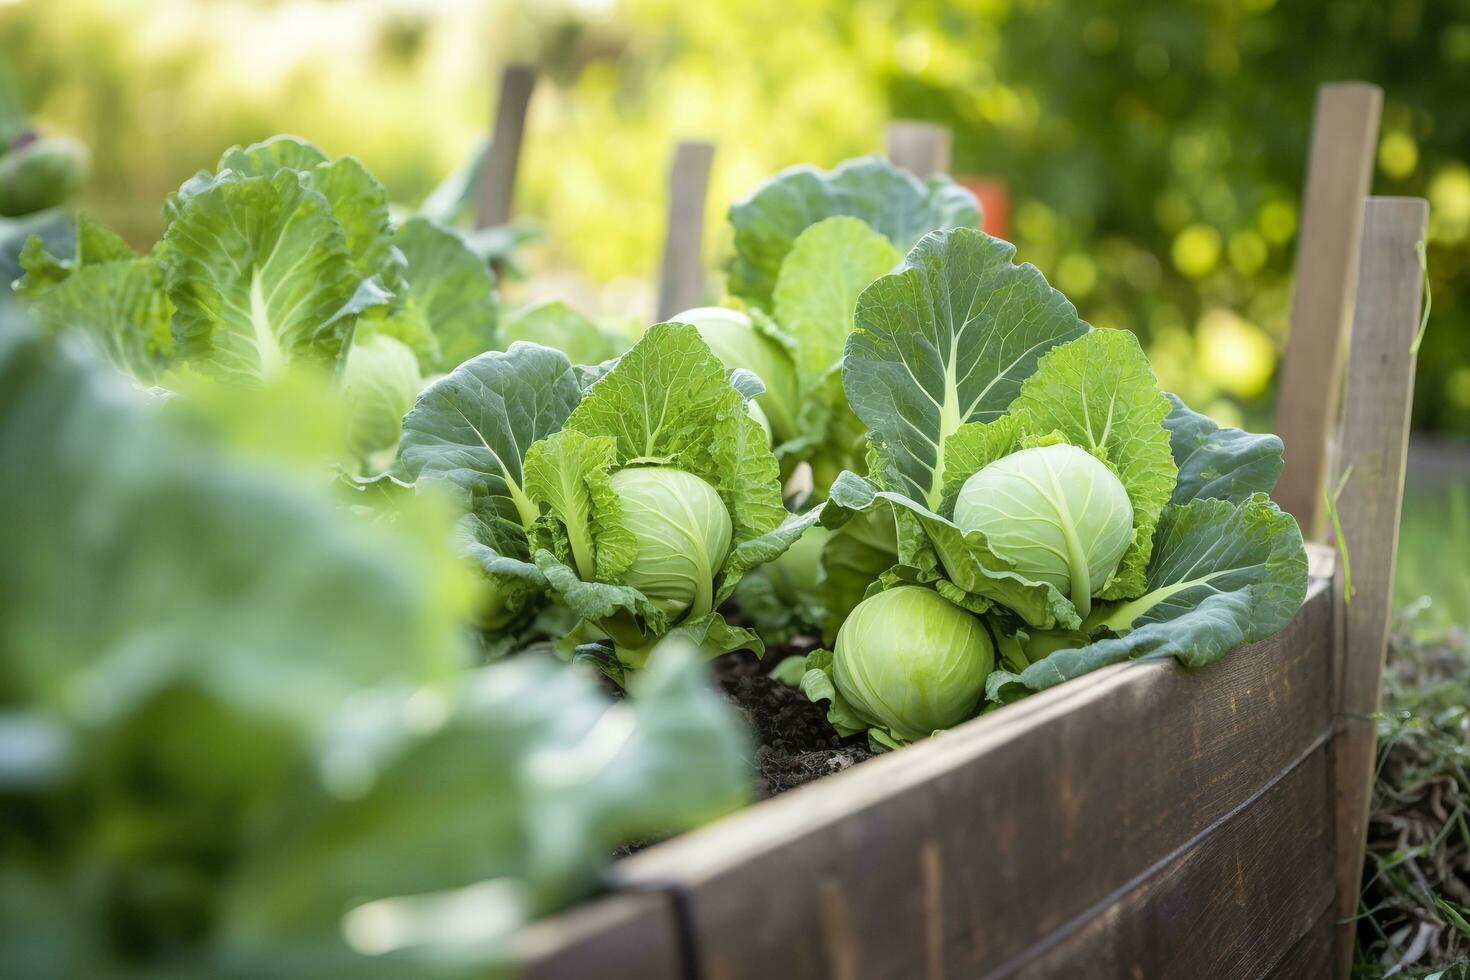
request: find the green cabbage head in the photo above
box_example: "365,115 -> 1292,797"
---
953,444 -> 1132,618
610,466 -> 733,620
833,586 -> 994,743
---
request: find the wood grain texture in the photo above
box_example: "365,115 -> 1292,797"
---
475,63 -> 536,228
1274,83 -> 1382,538
1006,747 -> 1334,979
512,891 -> 682,980
1330,197 -> 1428,976
605,578 -> 1334,979
1267,902 -> 1336,980
655,140 -> 715,322
887,121 -> 952,177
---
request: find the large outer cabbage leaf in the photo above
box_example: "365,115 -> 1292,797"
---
215,135 -> 402,291
1162,391 -> 1285,504
162,170 -> 367,381
393,342 -> 583,623
773,216 -> 901,390
13,213 -> 175,382
1006,494 -> 1308,693
844,227 -> 1088,510
728,155 -> 980,306
24,254 -> 174,383
379,216 -> 498,373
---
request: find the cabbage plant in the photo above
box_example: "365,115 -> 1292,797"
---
12,135 -> 501,472
696,157 -> 983,644
0,314 -> 749,975
390,321 -> 818,678
818,225 -> 1308,712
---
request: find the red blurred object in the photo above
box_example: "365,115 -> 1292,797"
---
959,176 -> 1010,241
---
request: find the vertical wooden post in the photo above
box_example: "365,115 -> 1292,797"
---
1329,197 -> 1427,978
886,121 -> 951,177
655,140 -> 715,322
1274,83 -> 1383,539
475,63 -> 537,229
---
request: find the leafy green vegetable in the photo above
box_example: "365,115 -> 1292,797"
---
728,155 -> 980,306
953,444 -> 1133,618
378,215 -> 498,373
799,585 -> 994,750
0,312 -> 749,976
163,169 -> 369,381
389,321 -> 814,674
807,223 -> 1307,719
394,341 -> 583,630
1001,493 -> 1308,694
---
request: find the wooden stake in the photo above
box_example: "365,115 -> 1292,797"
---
655,140 -> 714,322
886,120 -> 951,177
1329,196 -> 1427,978
1274,83 -> 1383,539
475,63 -> 537,229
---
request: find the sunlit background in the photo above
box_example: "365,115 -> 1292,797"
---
5,0 -> 1470,620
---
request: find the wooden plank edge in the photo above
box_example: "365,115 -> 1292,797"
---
985,736 -> 1333,978
618,575 -> 1332,886
512,890 -> 682,980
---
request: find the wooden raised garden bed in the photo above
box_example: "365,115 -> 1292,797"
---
512,83 -> 1428,980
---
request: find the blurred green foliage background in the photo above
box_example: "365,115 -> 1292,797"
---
2,0 -> 1468,434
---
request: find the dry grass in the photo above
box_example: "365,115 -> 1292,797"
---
1355,612 -> 1470,979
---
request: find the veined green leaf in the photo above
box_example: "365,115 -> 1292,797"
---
773,216 -> 900,391
1162,392 -> 1284,504
729,155 -> 980,306
524,428 -> 636,584
27,255 -> 174,383
844,227 -> 1088,510
162,170 -> 364,382
384,216 -> 498,373
1014,494 -> 1308,691
217,135 -> 401,291
395,342 -> 582,560
563,321 -> 786,543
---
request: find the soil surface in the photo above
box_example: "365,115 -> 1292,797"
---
713,649 -> 873,798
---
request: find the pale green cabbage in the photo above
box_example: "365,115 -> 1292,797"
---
610,466 -> 733,619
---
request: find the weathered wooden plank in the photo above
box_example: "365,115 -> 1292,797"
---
1330,197 -> 1428,976
655,140 -> 715,322
887,120 -> 951,177
613,577 -> 1333,979
513,891 -> 682,980
475,63 -> 537,228
1005,746 -> 1333,979
1274,82 -> 1382,537
1266,901 -> 1336,980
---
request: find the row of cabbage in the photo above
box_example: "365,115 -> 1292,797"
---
3,135 -> 1308,974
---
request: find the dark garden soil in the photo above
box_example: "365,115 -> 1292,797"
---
712,648 -> 873,799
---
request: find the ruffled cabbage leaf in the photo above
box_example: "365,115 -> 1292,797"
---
728,155 -> 980,306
